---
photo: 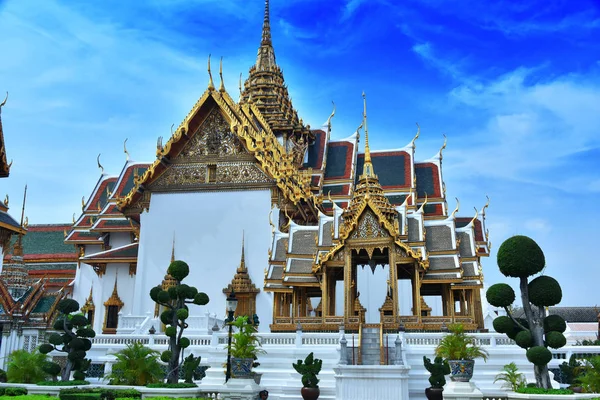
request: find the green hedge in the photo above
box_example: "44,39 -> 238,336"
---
59,393 -> 100,400
37,380 -> 90,386
145,383 -> 197,388
0,396 -> 53,400
0,387 -> 28,396
516,387 -> 573,395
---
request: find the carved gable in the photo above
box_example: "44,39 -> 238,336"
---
181,108 -> 245,158
350,209 -> 390,240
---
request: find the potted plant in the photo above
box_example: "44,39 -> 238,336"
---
293,352 -> 322,400
423,356 -> 450,400
435,323 -> 488,382
228,316 -> 264,378
494,362 -> 526,391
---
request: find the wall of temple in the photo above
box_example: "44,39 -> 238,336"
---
133,190 -> 274,330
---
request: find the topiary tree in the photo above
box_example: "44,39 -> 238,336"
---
39,298 -> 95,381
486,235 -> 565,389
149,260 -> 209,383
423,356 -> 450,389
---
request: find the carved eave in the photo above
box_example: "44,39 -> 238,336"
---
0,279 -> 15,314
118,87 -> 318,220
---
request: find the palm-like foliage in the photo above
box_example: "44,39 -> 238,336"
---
435,324 -> 489,361
229,316 -> 264,359
494,362 -> 526,391
6,349 -> 48,383
577,356 -> 600,393
104,342 -> 163,386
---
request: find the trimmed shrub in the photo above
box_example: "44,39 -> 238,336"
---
37,379 -> 89,386
526,346 -> 553,366
3,387 -> 28,396
493,316 -> 514,334
528,276 -> 562,307
545,331 -> 566,349
497,235 -> 545,278
515,330 -> 533,349
167,260 -> 189,281
145,382 -> 197,388
486,283 -> 515,308
544,315 -> 567,333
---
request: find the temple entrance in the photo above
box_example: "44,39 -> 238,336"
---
357,263 -> 388,323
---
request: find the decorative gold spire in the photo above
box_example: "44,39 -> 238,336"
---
207,54 -> 215,91
360,92 -> 376,180
0,91 -> 9,178
219,57 -> 225,92
238,231 -> 246,273
13,184 -> 27,257
171,233 -> 176,263
257,0 -> 275,70
104,277 -> 124,308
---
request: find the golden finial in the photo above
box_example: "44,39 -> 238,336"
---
410,123 -> 420,147
156,136 -> 163,156
239,230 -> 246,269
360,92 -> 376,179
97,202 -> 102,212
238,72 -> 243,98
327,191 -> 334,206
97,153 -> 104,174
82,196 -> 86,209
106,185 -> 112,198
439,134 -> 447,160
171,233 -> 176,263
0,92 -> 7,108
23,216 -> 28,229
219,57 -> 225,92
7,160 -> 13,169
124,138 -> 130,161
450,197 -> 460,219
283,209 -> 292,231
326,101 -> 336,131
417,193 -> 428,213
3,194 -> 8,207
268,207 -> 275,233
72,213 -> 76,224
470,207 -> 479,225
400,193 -> 410,208
64,228 -> 67,238
482,195 -> 490,216
207,54 -> 215,91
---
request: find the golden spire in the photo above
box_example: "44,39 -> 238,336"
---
207,54 -> 215,91
13,184 -> 27,257
219,57 -> 225,92
171,233 -> 176,263
238,231 -> 246,273
450,197 -> 460,219
360,92 -> 376,180
256,0 -> 276,70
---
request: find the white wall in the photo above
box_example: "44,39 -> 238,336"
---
133,190 -> 274,330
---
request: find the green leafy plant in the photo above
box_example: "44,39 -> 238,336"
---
103,342 -> 163,386
0,387 -> 28,396
0,368 -> 6,383
37,380 -> 90,386
486,235 -> 565,389
577,356 -> 600,393
494,362 -> 526,391
434,324 -> 489,361
423,356 -> 450,388
145,382 -> 197,388
6,349 -> 48,383
559,355 -> 583,387
149,259 -> 210,383
292,352 -> 322,389
182,354 -> 202,384
229,316 -> 264,360
39,298 -> 96,381
516,387 -> 573,395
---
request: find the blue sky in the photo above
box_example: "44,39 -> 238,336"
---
1,0 -> 599,307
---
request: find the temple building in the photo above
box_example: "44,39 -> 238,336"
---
59,0 -> 491,336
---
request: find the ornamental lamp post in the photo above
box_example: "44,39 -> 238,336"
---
225,289 -> 238,382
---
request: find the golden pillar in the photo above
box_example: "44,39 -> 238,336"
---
389,246 -> 398,319
322,269 -> 328,318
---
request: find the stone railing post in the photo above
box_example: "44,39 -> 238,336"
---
339,333 -> 348,365
295,323 -> 303,348
395,332 -> 405,366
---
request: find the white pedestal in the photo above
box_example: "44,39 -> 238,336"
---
220,378 -> 264,400
443,381 -> 483,400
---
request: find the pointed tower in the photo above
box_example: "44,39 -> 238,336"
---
240,0 -> 311,150
1,186 -> 30,300
343,94 -> 398,227
222,232 -> 260,319
0,92 -> 11,178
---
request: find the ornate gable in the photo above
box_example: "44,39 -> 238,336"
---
349,208 -> 391,240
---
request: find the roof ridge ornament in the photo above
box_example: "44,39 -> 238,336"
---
325,101 -> 336,132
207,54 -> 215,91
219,57 -> 225,92
0,92 -> 7,109
97,153 -> 104,175
124,138 -> 130,161
450,197 -> 460,219
417,193 -> 428,213
439,134 -> 447,160
410,123 -> 420,147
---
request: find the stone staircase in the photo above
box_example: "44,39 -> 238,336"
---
360,326 -> 381,365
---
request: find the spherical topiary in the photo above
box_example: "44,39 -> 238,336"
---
67,350 -> 86,362
161,310 -> 174,325
544,315 -> 567,333
493,316 -> 514,333
486,283 -> 516,307
526,346 -> 553,366
186,286 -> 198,299
71,315 -> 89,327
42,361 -> 62,376
545,331 -> 566,349
57,299 -> 80,314
157,290 -> 170,304
76,328 -> 96,338
528,276 -> 562,307
69,338 -> 85,350
81,339 -> 92,351
193,292 -> 209,305
39,343 -> 55,354
177,284 -> 191,299
49,333 -> 64,346
516,318 -> 530,330
168,260 -> 190,281
161,350 -> 172,363
179,337 -> 190,348
497,235 -> 545,278
515,330 -> 533,349
168,287 -> 178,300
176,308 -> 189,320
53,318 -> 66,330
165,326 -> 177,337
149,286 -> 161,301
73,371 -> 86,381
